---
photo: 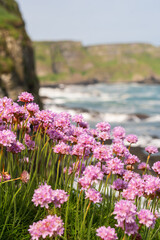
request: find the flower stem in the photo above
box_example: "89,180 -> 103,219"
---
80,200 -> 91,236
144,154 -> 151,175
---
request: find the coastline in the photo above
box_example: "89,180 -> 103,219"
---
40,82 -> 160,155
40,77 -> 160,88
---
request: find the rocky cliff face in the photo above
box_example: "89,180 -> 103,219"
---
0,0 -> 42,106
34,41 -> 160,85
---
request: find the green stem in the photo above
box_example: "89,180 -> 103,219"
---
55,157 -> 61,189
144,154 -> 151,175
80,200 -> 91,236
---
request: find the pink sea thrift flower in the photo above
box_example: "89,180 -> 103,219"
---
96,122 -> 111,133
143,175 -> 160,197
138,209 -> 156,228
106,157 -> 124,175
71,144 -> 86,158
96,226 -> 118,240
26,103 -> 39,115
152,161 -> 160,174
11,103 -> 27,121
112,179 -> 128,191
85,188 -> 102,203
28,215 -> 64,240
113,126 -> 125,140
112,142 -> 130,158
77,133 -> 96,149
25,134 -> 35,150
79,121 -> 89,128
32,183 -> 68,209
47,129 -> 64,142
124,154 -> 140,165
7,141 -> 25,153
145,146 -> 158,154
0,129 -> 16,147
93,145 -> 112,162
78,165 -> 103,189
72,114 -> 84,123
98,131 -> 110,141
35,110 -> 54,124
113,200 -> 137,225
18,92 -> 34,103
123,170 -> 140,181
82,165 -> 104,182
0,96 -> 13,108
90,128 -> 98,137
53,112 -> 71,129
32,183 -> 53,209
120,222 -> 139,236
1,107 -> 13,123
51,189 -> 68,208
53,142 -> 71,155
126,134 -> 138,144
122,177 -> 144,200
138,162 -> 151,170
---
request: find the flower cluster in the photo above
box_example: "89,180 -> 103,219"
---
0,92 -> 160,240
78,165 -> 103,189
0,130 -> 16,147
28,215 -> 64,240
18,92 -> 34,103
138,209 -> 156,228
32,183 -> 68,209
113,200 -> 138,235
96,226 -> 118,240
85,188 -> 102,203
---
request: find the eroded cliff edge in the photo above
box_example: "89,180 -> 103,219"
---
34,41 -> 160,85
0,0 -> 42,107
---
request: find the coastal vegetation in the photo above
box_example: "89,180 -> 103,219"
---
33,41 -> 160,85
0,92 -> 160,239
0,0 -> 41,106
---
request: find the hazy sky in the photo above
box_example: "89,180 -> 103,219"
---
16,0 -> 160,46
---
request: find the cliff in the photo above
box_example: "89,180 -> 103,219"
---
0,0 -> 42,106
33,41 -> 160,85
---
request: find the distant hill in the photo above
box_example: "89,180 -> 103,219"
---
0,0 -> 42,106
33,41 -> 160,85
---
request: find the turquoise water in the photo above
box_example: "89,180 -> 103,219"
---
60,84 -> 160,115
40,83 -> 160,147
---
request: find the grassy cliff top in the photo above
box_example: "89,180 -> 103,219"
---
0,0 -> 23,29
0,0 -> 29,74
33,41 -> 160,84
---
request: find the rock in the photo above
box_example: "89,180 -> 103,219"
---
0,0 -> 42,107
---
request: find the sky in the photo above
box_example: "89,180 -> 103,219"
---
16,0 -> 160,46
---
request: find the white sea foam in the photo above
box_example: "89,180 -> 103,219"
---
144,115 -> 160,122
103,113 -> 142,123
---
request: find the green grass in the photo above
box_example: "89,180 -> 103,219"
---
39,72 -> 69,82
0,6 -> 22,28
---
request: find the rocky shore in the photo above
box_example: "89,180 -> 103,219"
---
40,76 -> 160,89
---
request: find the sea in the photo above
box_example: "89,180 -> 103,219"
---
40,83 -> 160,148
